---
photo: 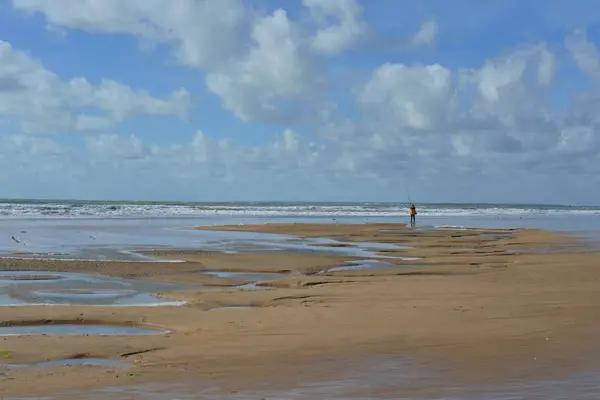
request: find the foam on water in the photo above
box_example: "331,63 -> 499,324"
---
0,200 -> 598,219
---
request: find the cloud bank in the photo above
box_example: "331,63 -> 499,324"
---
1,0 -> 599,203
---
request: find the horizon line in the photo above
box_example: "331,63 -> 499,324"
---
0,198 -> 595,208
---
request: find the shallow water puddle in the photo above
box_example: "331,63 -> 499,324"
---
235,282 -> 272,291
324,259 -> 419,273
191,234 -> 413,259
347,241 -> 408,250
326,259 -> 394,272
199,270 -> 294,291
199,271 -> 289,281
379,255 -> 421,261
32,288 -> 138,299
0,274 -> 65,283
0,324 -> 167,336
0,271 -> 190,306
300,237 -> 412,258
2,357 -> 130,369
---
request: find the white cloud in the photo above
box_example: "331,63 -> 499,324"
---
0,40 -> 190,134
262,129 -> 322,171
69,78 -> 190,121
303,0 -> 368,55
564,29 -> 600,129
11,0 -> 352,125
537,48 -> 556,86
6,1 -> 600,203
340,41 -> 572,183
206,9 -> 319,124
454,43 -> 556,133
358,63 -> 453,130
472,44 -> 555,104
1,135 -> 65,156
86,134 -> 147,160
411,19 -> 439,46
12,0 -> 246,69
21,127 -> 325,195
555,126 -> 600,156
565,28 -> 600,81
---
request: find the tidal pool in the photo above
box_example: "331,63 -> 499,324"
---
0,324 -> 168,336
199,270 -> 290,281
0,271 -> 190,306
324,259 -> 420,273
2,357 -> 130,369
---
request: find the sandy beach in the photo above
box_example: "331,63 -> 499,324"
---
1,222 -> 600,397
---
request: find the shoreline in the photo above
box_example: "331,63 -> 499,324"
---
1,222 -> 600,397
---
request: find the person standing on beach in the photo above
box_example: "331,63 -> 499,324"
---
409,204 -> 417,226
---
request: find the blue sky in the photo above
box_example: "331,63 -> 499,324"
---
0,0 -> 600,204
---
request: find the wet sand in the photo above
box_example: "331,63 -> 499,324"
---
1,223 -> 600,397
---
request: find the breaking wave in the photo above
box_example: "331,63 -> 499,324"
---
0,200 -> 597,219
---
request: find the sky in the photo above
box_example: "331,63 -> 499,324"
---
0,0 -> 600,204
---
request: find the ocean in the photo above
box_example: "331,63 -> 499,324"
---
0,199 -> 597,219
0,200 -> 598,246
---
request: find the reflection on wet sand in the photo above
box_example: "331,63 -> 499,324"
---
10,355 -> 600,399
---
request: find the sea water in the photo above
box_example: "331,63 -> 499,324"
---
0,200 -> 598,259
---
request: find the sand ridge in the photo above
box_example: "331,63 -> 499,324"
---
1,223 -> 600,396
